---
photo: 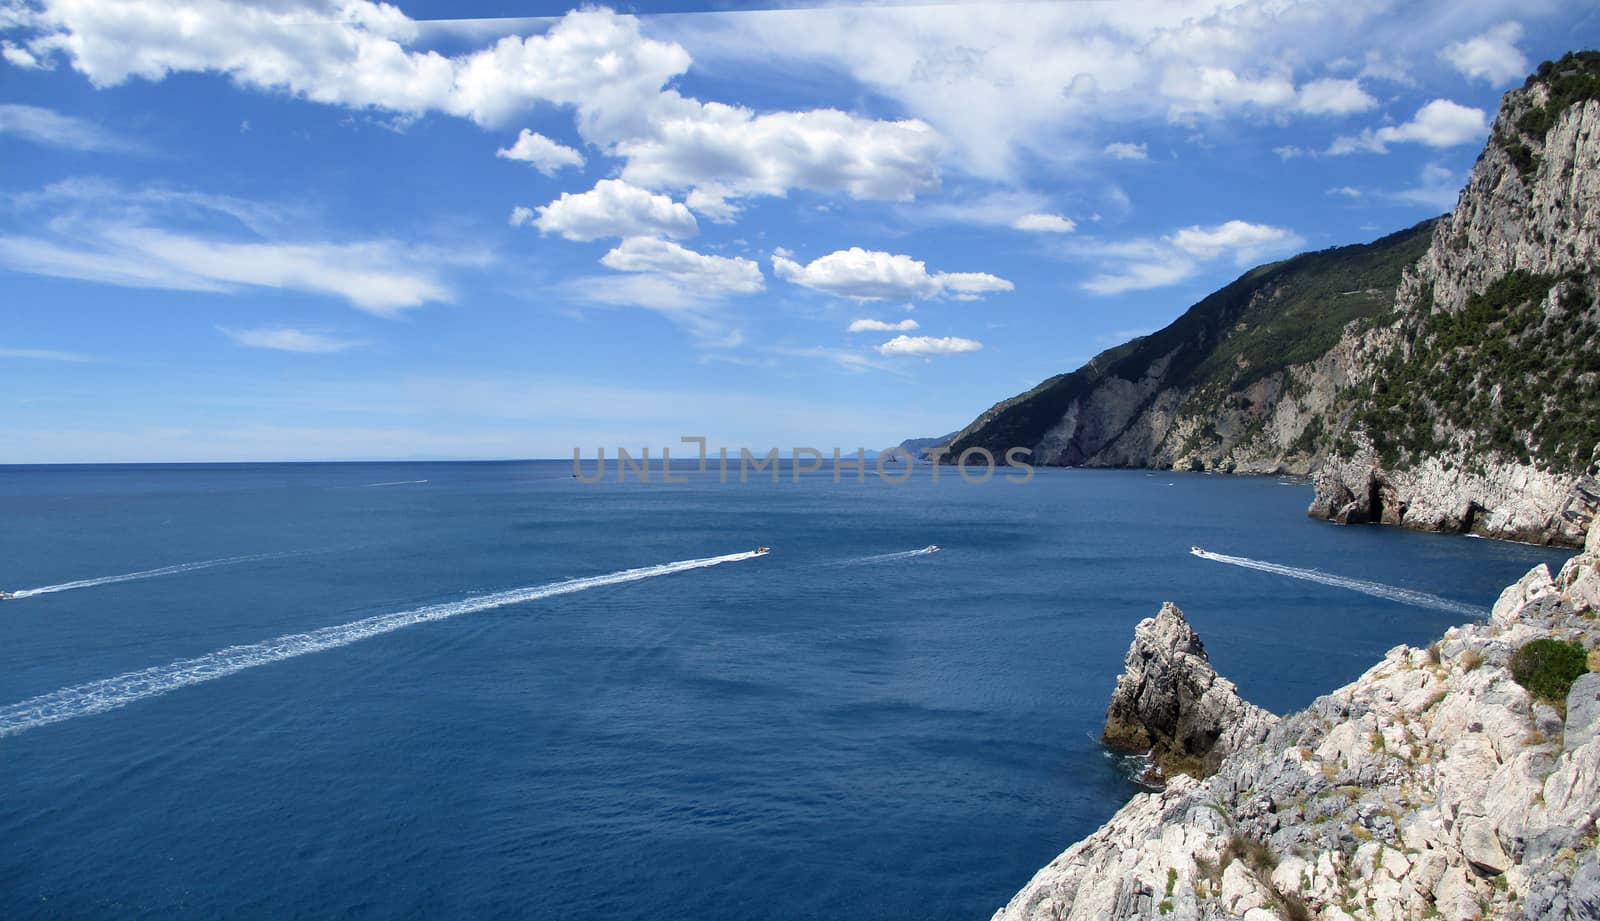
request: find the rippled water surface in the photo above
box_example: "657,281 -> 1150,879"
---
0,462 -> 1572,919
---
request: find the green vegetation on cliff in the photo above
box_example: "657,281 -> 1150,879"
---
944,221 -> 1435,463
1510,638 -> 1590,705
1349,270 -> 1600,471
1519,51 -> 1600,138
1498,51 -> 1600,179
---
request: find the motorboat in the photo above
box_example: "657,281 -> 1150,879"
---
1190,545 -> 1204,554
754,546 -> 771,555
0,591 -> 13,600
925,544 -> 940,553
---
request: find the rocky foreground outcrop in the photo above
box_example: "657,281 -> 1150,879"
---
1102,602 -> 1277,781
992,524 -> 1600,921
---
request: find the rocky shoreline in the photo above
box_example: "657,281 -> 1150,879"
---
1308,454 -> 1600,548
990,524 -> 1600,920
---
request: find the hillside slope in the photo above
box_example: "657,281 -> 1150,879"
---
941,223 -> 1435,474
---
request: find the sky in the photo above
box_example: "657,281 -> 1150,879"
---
1,0 -> 1596,463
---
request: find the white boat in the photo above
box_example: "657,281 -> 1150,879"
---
1190,545 -> 1204,554
0,591 -> 13,600
925,544 -> 940,553
754,546 -> 771,555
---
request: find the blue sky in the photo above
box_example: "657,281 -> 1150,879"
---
1,0 -> 1594,462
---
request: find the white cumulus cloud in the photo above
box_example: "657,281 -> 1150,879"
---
1293,78 -> 1376,115
1168,220 -> 1301,263
937,271 -> 1016,300
2,40 -> 44,68
219,326 -> 361,353
772,248 -> 1012,301
12,4 -> 946,214
571,236 -> 763,345
1103,142 -> 1148,160
876,335 -> 982,356
848,318 -> 919,333
616,104 -> 942,209
21,5 -> 687,132
528,179 -> 697,242
495,129 -> 584,175
1441,22 -> 1527,85
661,3 -> 1541,179
598,236 -> 763,296
1328,99 -> 1487,155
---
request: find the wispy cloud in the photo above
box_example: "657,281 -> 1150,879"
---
770,345 -> 903,375
0,346 -> 97,362
219,326 -> 362,354
1074,220 -> 1304,295
0,179 -> 462,314
1389,163 -> 1461,211
1011,213 -> 1076,233
1103,141 -> 1148,161
0,103 -> 137,153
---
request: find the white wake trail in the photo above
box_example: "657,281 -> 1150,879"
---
0,550 -> 760,739
1191,549 -> 1484,618
361,479 -> 428,487
9,553 -> 293,599
838,546 -> 941,566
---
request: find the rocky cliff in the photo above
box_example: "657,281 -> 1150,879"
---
1308,53 -> 1600,546
1102,602 -> 1278,782
939,51 -> 1600,547
990,524 -> 1600,921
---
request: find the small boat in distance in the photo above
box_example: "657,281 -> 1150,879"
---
0,591 -> 14,600
925,545 -> 940,553
1190,545 -> 1204,555
754,546 -> 771,555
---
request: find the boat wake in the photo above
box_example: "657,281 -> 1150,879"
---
838,546 -> 941,566
8,552 -> 294,600
1190,548 -> 1484,618
0,550 -> 762,739
361,479 -> 428,488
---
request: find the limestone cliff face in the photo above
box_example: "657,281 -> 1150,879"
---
990,525 -> 1600,921
1102,602 -> 1278,781
1307,55 -> 1600,546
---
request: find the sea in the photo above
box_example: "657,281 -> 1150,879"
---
0,461 -> 1574,920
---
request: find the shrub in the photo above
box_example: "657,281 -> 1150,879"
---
1510,639 -> 1590,703
1224,833 -> 1278,873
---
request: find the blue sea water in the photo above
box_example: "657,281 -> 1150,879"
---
0,462 -> 1573,920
